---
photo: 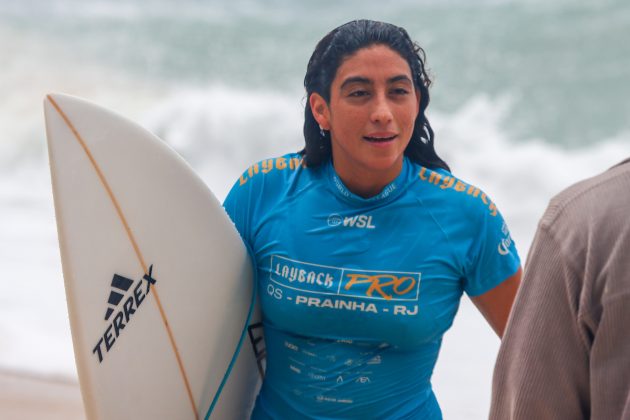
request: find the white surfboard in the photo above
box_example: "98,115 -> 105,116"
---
44,93 -> 264,420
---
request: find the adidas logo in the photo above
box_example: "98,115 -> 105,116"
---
92,265 -> 157,364
104,274 -> 134,321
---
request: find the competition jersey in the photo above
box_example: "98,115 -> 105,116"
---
223,153 -> 520,419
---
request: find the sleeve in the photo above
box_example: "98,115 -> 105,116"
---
222,169 -> 257,247
489,226 -> 590,419
463,198 -> 521,297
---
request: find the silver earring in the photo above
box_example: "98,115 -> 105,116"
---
319,125 -> 326,138
419,126 -> 430,144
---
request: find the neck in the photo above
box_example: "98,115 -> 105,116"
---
333,159 -> 403,199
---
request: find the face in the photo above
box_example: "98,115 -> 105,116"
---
310,44 -> 420,188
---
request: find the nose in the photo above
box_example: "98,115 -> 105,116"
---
370,93 -> 393,125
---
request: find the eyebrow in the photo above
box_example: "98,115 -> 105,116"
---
340,75 -> 413,90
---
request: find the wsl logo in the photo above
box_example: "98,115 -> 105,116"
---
327,213 -> 376,229
327,214 -> 343,227
92,265 -> 157,364
343,215 -> 375,229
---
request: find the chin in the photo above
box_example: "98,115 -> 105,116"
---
364,156 -> 403,172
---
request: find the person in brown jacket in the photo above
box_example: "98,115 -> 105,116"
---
490,158 -> 630,419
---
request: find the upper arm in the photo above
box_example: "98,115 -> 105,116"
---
223,170 -> 256,245
471,267 -> 522,337
460,189 -> 522,331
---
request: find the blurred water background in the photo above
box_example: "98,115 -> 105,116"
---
1,0 -> 629,417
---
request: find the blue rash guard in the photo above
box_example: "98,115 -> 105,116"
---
223,153 -> 520,419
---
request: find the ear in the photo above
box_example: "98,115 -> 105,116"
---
309,92 -> 331,130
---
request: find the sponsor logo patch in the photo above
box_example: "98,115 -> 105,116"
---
498,222 -> 513,255
327,214 -> 342,227
247,322 -> 266,379
327,213 -> 376,229
342,215 -> 375,229
92,265 -> 156,364
271,256 -> 420,301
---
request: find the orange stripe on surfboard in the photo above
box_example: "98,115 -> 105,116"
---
47,95 -> 199,420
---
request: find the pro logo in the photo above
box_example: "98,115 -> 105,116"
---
92,265 -> 157,363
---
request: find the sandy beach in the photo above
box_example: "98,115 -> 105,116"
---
0,370 -> 84,420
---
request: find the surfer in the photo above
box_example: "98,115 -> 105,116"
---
224,19 -> 522,419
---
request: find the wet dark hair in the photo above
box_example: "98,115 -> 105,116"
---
301,19 -> 450,171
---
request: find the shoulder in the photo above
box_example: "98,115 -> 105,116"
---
410,163 -> 501,221
235,152 -> 308,190
539,156 -> 630,273
223,153 -> 311,239
408,162 -> 519,295
225,152 -> 323,214
542,158 -> 630,230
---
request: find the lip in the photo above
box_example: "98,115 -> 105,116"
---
363,132 -> 398,143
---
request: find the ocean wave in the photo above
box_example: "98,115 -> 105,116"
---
431,94 -> 630,251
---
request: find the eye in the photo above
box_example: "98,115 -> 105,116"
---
391,88 -> 410,95
348,90 -> 370,98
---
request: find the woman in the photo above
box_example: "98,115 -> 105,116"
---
224,19 -> 521,419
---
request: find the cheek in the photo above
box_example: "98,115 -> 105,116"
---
400,108 -> 418,131
410,98 -> 421,119
331,108 -> 363,132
